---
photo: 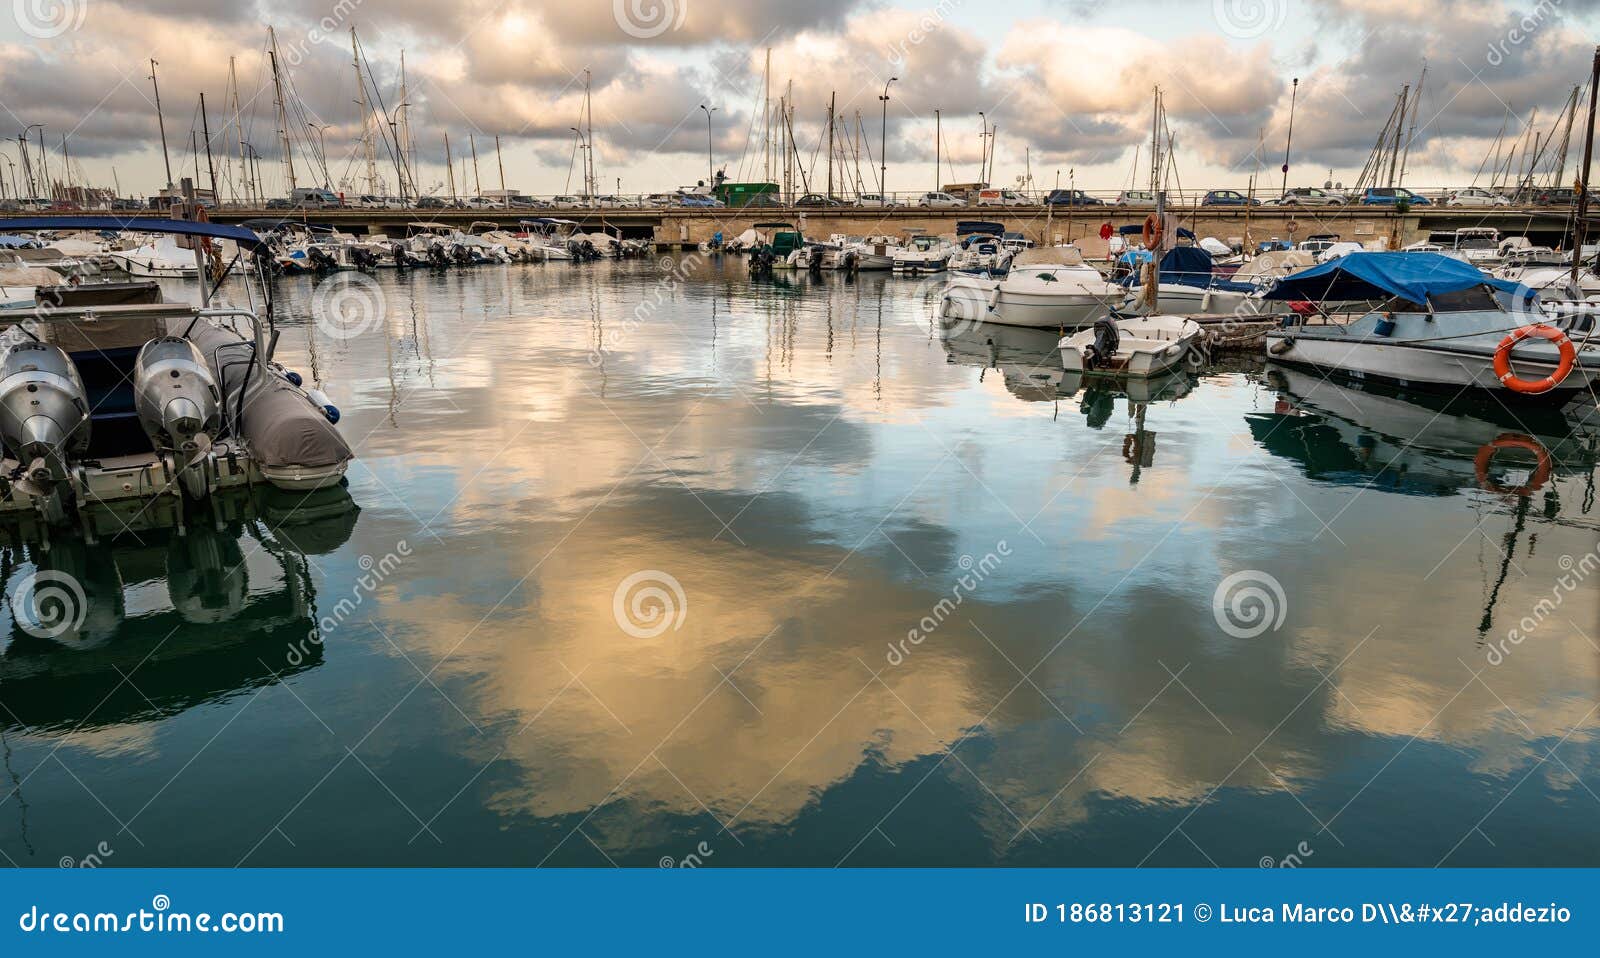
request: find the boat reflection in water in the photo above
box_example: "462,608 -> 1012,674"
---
0,484 -> 358,732
941,318 -> 1199,483
1249,365 -> 1599,501
1249,365 -> 1600,641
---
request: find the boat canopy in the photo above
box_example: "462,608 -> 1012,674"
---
0,216 -> 270,253
1264,251 -> 1523,303
955,220 -> 1006,236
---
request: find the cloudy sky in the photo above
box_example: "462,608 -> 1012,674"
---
0,0 -> 1596,199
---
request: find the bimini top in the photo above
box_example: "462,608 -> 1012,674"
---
1265,251 -> 1520,303
0,216 -> 270,253
955,220 -> 1006,236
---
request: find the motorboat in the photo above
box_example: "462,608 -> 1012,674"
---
893,233 -> 955,273
1263,251 -> 1600,404
941,246 -> 1124,330
1,264 -> 66,310
107,234 -> 200,279
1058,315 -> 1203,376
0,216 -> 354,534
947,233 -> 1014,274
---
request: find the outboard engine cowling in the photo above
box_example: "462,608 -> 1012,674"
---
0,341 -> 90,490
134,337 -> 221,453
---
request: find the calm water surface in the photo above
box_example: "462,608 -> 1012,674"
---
3,256 -> 1600,866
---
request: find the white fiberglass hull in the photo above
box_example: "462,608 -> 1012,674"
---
1059,317 -> 1203,376
1266,333 -> 1600,399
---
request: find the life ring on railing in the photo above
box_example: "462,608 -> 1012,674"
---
1141,213 -> 1163,251
1493,323 -> 1576,395
1474,433 -> 1552,497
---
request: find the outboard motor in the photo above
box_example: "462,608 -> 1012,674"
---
0,341 -> 90,496
428,243 -> 450,268
807,245 -> 824,271
1087,318 -> 1121,371
134,338 -> 221,496
307,246 -> 338,272
350,246 -> 378,270
390,242 -> 410,269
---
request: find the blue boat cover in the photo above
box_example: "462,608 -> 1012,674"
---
0,216 -> 269,252
0,234 -> 33,247
1264,251 -> 1520,303
1159,245 -> 1214,288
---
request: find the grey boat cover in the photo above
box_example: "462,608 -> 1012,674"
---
179,319 -> 353,470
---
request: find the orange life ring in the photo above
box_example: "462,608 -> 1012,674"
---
1474,433 -> 1552,497
1493,324 -> 1576,395
1141,213 -> 1163,250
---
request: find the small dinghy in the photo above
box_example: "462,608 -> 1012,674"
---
1058,315 -> 1203,376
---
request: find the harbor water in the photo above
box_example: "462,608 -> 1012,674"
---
3,255 -> 1599,867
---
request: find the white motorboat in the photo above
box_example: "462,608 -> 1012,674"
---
1263,251 -> 1600,404
1059,315 -> 1203,376
940,247 -> 1124,330
1122,245 -> 1287,317
107,235 -> 200,279
894,234 -> 955,273
948,234 -> 1014,274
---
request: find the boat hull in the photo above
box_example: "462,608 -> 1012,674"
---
1265,333 -> 1596,403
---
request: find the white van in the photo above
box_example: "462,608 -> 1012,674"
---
976,188 -> 1029,207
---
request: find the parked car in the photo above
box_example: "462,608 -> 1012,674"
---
1113,190 -> 1157,208
1359,187 -> 1430,206
109,197 -> 143,211
416,196 -> 447,209
265,197 -> 292,210
1044,189 -> 1105,207
1445,187 -> 1510,208
1267,187 -> 1345,206
977,188 -> 1030,207
917,191 -> 965,209
856,192 -> 901,208
290,187 -> 342,209
791,193 -> 842,207
507,195 -> 546,209
677,194 -> 726,208
1201,189 -> 1259,207
11,197 -> 52,212
643,193 -> 676,208
1531,186 -> 1580,207
551,195 -> 585,207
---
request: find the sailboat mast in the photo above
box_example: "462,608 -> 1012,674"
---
353,28 -> 379,195
268,29 -> 296,193
200,91 -> 217,199
228,58 -> 248,204
1398,62 -> 1425,187
1570,45 -> 1598,282
149,58 -> 173,190
496,135 -> 506,199
444,133 -> 456,202
763,48 -> 771,183
470,134 -> 481,195
934,110 -> 940,191
826,92 -> 834,199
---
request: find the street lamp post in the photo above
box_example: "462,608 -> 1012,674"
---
699,104 -> 717,186
879,77 -> 897,199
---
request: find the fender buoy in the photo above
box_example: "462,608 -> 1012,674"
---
1474,433 -> 1552,497
1141,213 -> 1163,251
1493,324 -> 1576,395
